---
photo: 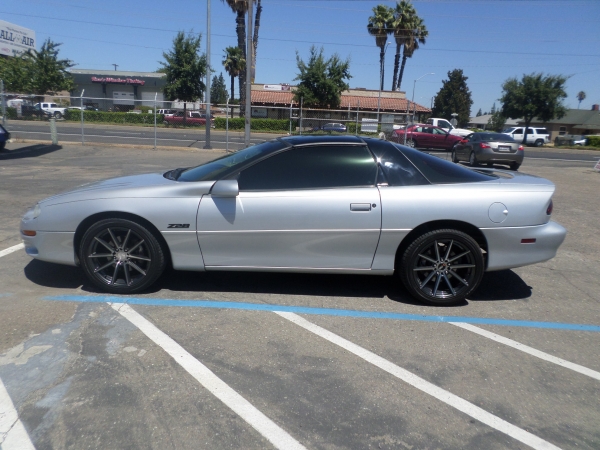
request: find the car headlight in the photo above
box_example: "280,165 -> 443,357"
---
23,204 -> 42,220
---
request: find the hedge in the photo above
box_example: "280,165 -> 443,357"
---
213,117 -> 292,132
64,109 -> 164,125
586,135 -> 600,147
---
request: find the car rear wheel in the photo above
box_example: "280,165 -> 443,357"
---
469,152 -> 478,167
399,229 -> 484,305
451,149 -> 459,163
80,218 -> 166,294
407,138 -> 417,148
534,139 -> 544,147
510,162 -> 521,171
54,112 -> 62,119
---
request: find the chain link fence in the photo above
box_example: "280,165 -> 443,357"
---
1,90 -> 412,151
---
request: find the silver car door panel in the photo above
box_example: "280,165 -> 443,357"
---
197,188 -> 381,269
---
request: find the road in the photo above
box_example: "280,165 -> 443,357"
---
0,142 -> 599,449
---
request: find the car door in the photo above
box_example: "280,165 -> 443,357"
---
430,127 -> 450,149
456,134 -> 474,159
511,128 -> 524,143
197,144 -> 382,269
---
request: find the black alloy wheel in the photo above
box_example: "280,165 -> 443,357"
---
469,152 -> 478,167
399,229 -> 484,305
80,218 -> 166,294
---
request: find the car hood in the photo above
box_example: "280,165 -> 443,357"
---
38,172 -> 215,206
449,128 -> 472,137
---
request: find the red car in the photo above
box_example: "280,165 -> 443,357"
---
163,111 -> 211,127
392,124 -> 466,151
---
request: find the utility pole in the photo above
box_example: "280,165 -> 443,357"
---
204,0 -> 212,149
112,64 -> 118,71
244,0 -> 253,147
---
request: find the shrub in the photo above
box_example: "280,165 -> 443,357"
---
64,109 -> 164,125
5,107 -> 17,120
213,117 -> 291,132
586,135 -> 600,147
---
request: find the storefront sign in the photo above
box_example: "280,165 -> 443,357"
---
92,76 -> 145,86
263,84 -> 291,91
0,20 -> 36,56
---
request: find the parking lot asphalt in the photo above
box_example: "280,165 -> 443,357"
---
0,142 -> 599,449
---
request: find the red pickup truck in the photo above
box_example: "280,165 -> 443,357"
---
163,111 -> 213,127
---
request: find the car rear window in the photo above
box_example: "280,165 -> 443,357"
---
392,144 -> 497,184
480,133 -> 515,142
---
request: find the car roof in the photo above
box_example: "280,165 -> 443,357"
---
280,135 -> 364,146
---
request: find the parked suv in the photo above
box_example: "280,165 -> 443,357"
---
501,127 -> 549,147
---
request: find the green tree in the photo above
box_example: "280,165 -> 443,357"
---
431,69 -> 473,127
390,1 -> 416,91
293,46 -> 351,109
500,73 -> 568,144
476,108 -> 482,117
221,0 -> 263,116
222,46 -> 245,101
211,73 -> 229,105
396,15 -> 428,93
367,4 -> 394,91
160,31 -> 206,127
577,90 -> 586,109
487,110 -> 507,132
0,38 -> 74,95
490,102 -> 496,115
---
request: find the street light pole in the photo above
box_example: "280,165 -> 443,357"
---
204,0 -> 212,149
376,42 -> 390,127
404,72 -> 434,145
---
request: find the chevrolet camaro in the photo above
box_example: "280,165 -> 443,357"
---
20,136 -> 566,305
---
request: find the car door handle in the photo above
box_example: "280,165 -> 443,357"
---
350,203 -> 372,212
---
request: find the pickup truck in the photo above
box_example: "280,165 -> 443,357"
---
426,118 -> 472,138
163,111 -> 212,127
35,102 -> 67,119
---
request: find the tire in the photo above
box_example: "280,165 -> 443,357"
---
399,229 -> 484,305
80,218 -> 166,294
54,111 -> 62,119
469,152 -> 478,167
0,141 -> 5,151
451,149 -> 458,163
163,120 -> 169,126
510,162 -> 521,171
407,138 -> 417,148
534,139 -> 543,147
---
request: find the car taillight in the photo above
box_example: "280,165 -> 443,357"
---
518,145 -> 524,151
546,200 -> 553,215
479,143 -> 491,149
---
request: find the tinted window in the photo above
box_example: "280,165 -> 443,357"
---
480,133 -> 515,142
238,145 -> 377,191
366,139 -> 429,187
177,139 -> 289,182
392,144 -> 497,184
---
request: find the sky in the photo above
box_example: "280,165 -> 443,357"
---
1,0 -> 599,116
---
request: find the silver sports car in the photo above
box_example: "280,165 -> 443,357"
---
20,136 -> 566,305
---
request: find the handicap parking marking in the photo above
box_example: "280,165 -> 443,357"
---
45,296 -> 600,333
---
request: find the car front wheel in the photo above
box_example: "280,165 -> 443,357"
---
469,152 -> 478,167
80,218 -> 166,294
399,229 -> 484,305
451,149 -> 459,163
407,138 -> 417,148
54,112 -> 62,119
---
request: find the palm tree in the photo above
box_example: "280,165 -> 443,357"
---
223,46 -> 245,101
577,91 -> 586,109
391,1 -> 416,91
367,5 -> 394,91
221,0 -> 262,115
396,16 -> 428,93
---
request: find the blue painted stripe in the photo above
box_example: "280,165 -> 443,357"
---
44,295 -> 600,332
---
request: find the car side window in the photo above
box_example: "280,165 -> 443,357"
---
238,145 -> 378,191
514,128 -> 523,134
366,139 -> 429,187
433,128 -> 446,135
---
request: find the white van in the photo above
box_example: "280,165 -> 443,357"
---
502,127 -> 549,147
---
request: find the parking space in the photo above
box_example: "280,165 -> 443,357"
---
1,143 -> 599,449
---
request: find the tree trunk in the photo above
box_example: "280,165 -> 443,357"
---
236,10 -> 246,117
183,102 -> 187,128
230,74 -> 235,101
252,0 -> 262,84
397,52 -> 408,92
379,48 -> 385,91
391,43 -> 401,91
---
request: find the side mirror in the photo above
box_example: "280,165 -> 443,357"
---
210,179 -> 239,197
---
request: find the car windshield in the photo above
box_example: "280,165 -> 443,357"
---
175,139 -> 290,182
480,133 -> 515,142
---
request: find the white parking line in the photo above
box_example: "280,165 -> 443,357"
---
276,312 -> 561,450
0,244 -> 24,259
0,377 -> 35,449
449,322 -> 600,381
109,302 -> 306,450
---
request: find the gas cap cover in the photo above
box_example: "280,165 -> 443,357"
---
489,202 -> 508,223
